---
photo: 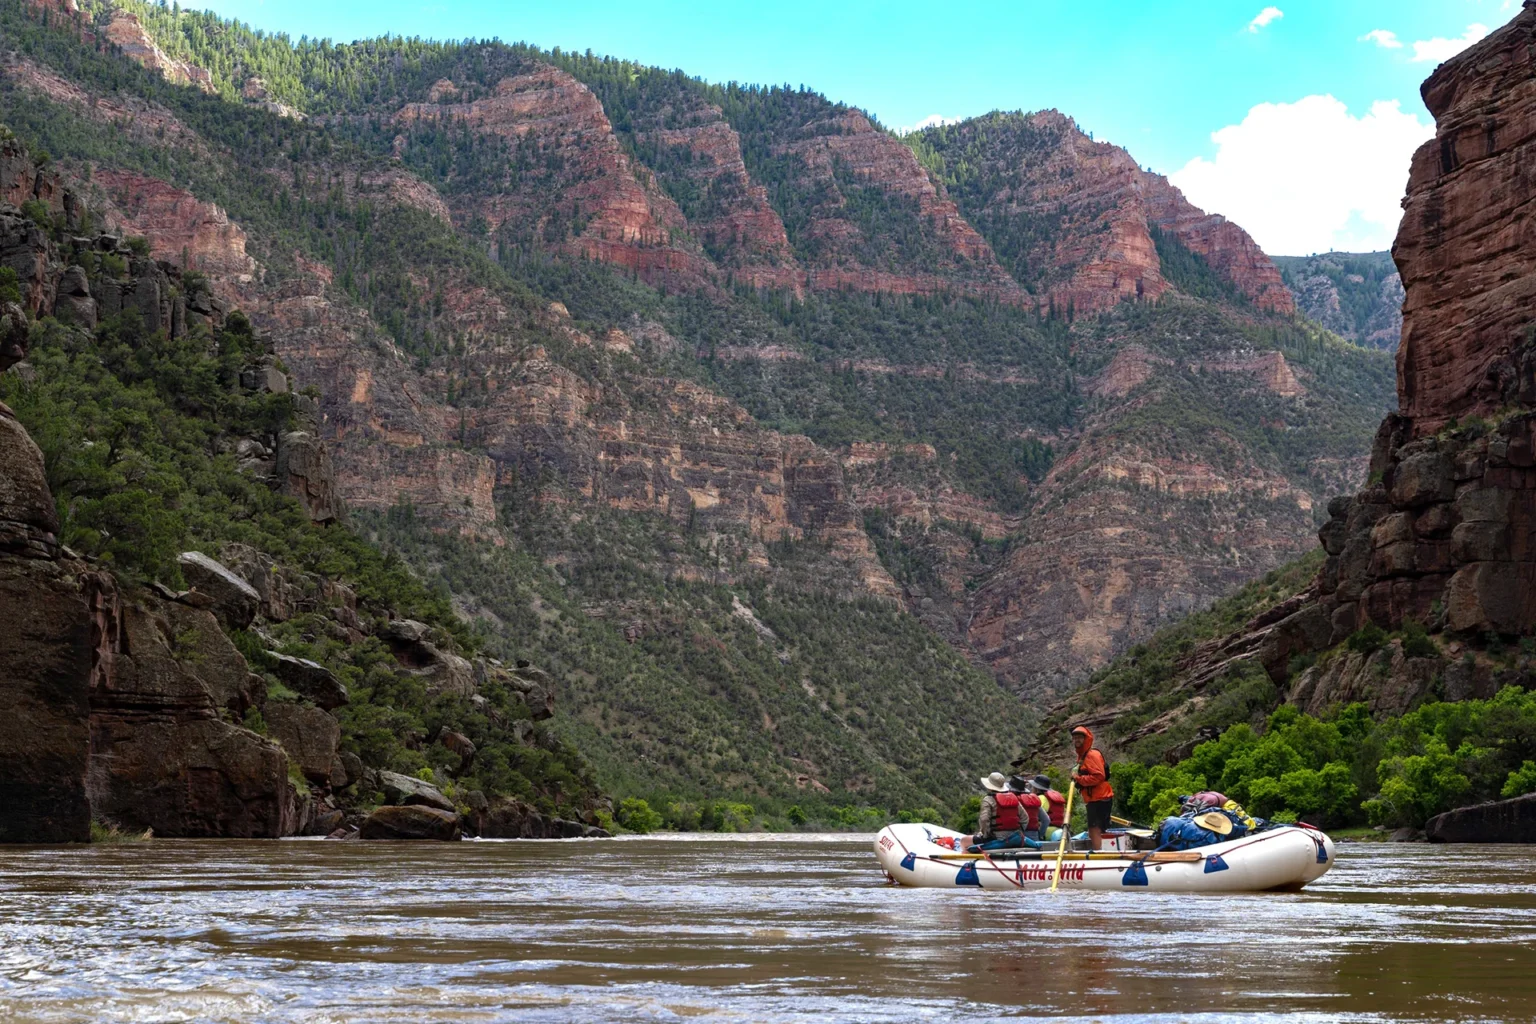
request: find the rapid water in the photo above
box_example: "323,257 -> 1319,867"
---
0,835 -> 1532,1022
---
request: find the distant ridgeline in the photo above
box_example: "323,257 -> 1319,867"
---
1274,252 -> 1404,351
0,0 -> 1396,825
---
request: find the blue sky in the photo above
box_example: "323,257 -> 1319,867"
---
198,0 -> 1520,254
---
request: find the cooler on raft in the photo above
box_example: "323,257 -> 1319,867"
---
873,821 -> 1335,892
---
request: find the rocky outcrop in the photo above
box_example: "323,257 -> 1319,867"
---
374,768 -> 455,812
1140,173 -> 1294,313
263,702 -> 341,786
1425,793 -> 1536,843
1395,3 -> 1536,435
266,653 -> 348,710
274,431 -> 342,524
914,111 -> 1291,314
358,803 -> 461,840
100,9 -> 215,94
472,796 -> 610,839
397,66 -> 715,291
93,169 -> 256,282
176,551 -> 260,631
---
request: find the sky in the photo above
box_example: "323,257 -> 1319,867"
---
197,0 -> 1521,256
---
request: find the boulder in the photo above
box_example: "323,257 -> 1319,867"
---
376,769 -> 455,812
275,431 -> 341,524
176,551 -> 260,630
1425,793 -> 1536,843
265,652 -> 348,710
359,804 -> 461,841
474,797 -> 610,839
1390,827 -> 1423,842
338,751 -> 364,787
263,702 -> 340,785
51,266 -> 95,328
0,557 -> 93,842
302,808 -> 345,837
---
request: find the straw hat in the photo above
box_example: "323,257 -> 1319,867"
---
979,771 -> 1009,792
1195,811 -> 1234,835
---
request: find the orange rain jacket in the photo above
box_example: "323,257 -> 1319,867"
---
1072,727 -> 1115,803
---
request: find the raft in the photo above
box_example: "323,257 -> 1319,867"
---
874,822 -> 1335,892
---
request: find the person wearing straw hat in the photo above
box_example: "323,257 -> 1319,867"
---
966,771 -> 1025,851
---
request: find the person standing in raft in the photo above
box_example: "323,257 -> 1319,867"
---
1071,726 -> 1115,851
966,772 -> 1025,851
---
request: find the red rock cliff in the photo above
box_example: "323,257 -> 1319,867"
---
1395,1 -> 1536,434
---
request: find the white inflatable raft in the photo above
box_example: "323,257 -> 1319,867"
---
874,822 -> 1335,892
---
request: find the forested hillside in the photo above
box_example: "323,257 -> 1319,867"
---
0,0 -> 1393,814
1274,251 -> 1403,350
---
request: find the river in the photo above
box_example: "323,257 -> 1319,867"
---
0,834 -> 1532,1023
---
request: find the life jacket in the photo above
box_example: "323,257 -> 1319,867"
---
1040,789 -> 1067,826
1017,792 -> 1043,830
992,791 -> 1022,832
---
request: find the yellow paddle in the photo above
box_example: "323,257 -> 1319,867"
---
1050,780 -> 1077,893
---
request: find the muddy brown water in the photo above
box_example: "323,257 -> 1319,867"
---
0,835 -> 1533,1023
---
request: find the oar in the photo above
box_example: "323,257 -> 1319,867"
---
1050,780 -> 1077,893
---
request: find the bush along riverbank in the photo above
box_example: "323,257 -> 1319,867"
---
1111,688 -> 1536,837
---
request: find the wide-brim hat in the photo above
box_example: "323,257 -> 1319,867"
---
1195,811 -> 1234,836
1006,775 -> 1030,792
1030,774 -> 1052,792
980,771 -> 1009,792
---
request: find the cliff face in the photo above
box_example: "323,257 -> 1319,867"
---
1396,5 -> 1536,434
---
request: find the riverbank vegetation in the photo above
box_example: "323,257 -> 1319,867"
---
1113,688 -> 1536,830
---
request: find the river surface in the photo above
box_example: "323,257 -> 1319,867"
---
0,835 -> 1533,1023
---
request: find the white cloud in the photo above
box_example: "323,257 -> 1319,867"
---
1410,23 -> 1489,63
1359,29 -> 1403,49
897,114 -> 962,135
1247,6 -> 1283,32
1169,95 -> 1434,256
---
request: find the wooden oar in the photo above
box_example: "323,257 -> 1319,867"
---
933,850 -> 1202,864
1050,780 -> 1077,892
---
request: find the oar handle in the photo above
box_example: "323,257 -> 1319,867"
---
1050,780 -> 1077,893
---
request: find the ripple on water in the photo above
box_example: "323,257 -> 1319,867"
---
0,837 -> 1532,1022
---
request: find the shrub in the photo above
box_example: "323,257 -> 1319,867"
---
1400,619 -> 1438,659
1348,622 -> 1388,656
1502,761 -> 1536,799
948,795 -> 981,833
617,797 -> 663,833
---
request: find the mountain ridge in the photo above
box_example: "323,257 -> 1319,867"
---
0,0 -> 1395,805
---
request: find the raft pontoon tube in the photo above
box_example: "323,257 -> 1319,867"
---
874,822 -> 1335,892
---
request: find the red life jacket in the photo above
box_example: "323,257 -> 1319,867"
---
1018,793 -> 1043,830
993,791 -> 1022,832
1041,790 -> 1067,826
